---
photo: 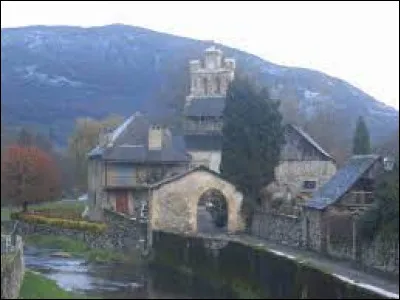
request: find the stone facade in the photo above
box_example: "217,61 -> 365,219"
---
1,235 -> 24,299
263,125 -> 337,210
188,46 -> 235,98
188,150 -> 221,173
274,160 -> 336,199
184,46 -> 236,172
87,157 -> 105,221
251,212 -> 303,247
150,168 -> 245,234
302,208 -> 326,252
88,160 -> 189,221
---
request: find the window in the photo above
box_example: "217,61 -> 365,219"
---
140,201 -> 148,219
216,77 -> 221,94
203,77 -> 208,94
303,180 -> 317,190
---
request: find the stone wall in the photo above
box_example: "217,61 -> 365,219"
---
1,235 -> 25,299
303,209 -> 324,252
361,236 -> 399,276
325,211 -> 354,261
150,169 -> 244,234
151,231 -> 389,299
273,160 -> 336,199
4,209 -> 147,252
251,212 -> 303,247
252,209 -> 399,277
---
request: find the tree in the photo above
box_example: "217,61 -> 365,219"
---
1,145 -> 61,210
68,114 -> 124,192
360,158 -> 399,241
220,75 -> 285,225
352,116 -> 371,155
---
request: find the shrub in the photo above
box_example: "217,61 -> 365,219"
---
11,212 -> 106,233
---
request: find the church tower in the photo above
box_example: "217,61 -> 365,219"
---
183,45 -> 236,172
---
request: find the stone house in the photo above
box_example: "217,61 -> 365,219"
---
262,124 -> 337,212
303,154 -> 392,260
87,112 -> 191,221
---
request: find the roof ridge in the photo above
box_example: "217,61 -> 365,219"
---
289,124 -> 333,160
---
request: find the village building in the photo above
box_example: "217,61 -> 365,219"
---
86,112 -> 191,221
303,154 -> 393,260
183,45 -> 235,172
262,124 -> 337,212
87,46 -> 338,234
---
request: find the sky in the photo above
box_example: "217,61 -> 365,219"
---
1,1 -> 399,110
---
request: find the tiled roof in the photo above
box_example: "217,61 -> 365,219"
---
87,113 -> 190,163
305,154 -> 381,210
184,96 -> 226,117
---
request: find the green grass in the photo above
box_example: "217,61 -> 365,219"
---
25,234 -> 141,264
2,201 -> 86,222
19,270 -> 93,299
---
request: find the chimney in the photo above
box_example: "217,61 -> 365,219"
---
148,125 -> 163,150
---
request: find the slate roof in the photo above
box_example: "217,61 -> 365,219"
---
305,154 -> 382,210
87,112 -> 190,163
184,96 -> 226,117
184,135 -> 222,151
288,124 -> 333,160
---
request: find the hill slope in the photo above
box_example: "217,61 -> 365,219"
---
1,24 -> 398,149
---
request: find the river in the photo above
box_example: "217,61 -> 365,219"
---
24,246 -> 235,299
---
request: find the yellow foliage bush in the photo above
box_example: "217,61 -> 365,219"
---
11,212 -> 106,233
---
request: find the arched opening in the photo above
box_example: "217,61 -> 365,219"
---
197,189 -> 228,233
203,77 -> 208,95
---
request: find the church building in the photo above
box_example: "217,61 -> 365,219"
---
183,46 -> 236,172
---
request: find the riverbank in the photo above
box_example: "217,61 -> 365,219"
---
24,234 -> 143,264
151,231 -> 400,299
20,270 -> 92,299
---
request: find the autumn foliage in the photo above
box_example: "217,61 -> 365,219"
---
1,145 -> 61,207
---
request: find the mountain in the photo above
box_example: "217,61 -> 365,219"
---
1,24 -> 398,150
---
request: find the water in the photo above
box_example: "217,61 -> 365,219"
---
24,246 -> 235,299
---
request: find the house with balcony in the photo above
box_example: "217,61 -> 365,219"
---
303,154 -> 394,258
86,112 -> 191,221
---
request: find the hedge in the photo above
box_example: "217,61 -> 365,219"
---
10,212 -> 107,233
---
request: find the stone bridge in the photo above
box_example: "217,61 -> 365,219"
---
148,166 -> 245,236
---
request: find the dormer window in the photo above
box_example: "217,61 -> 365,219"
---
383,157 -> 395,171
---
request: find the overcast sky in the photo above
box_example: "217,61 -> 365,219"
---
1,1 -> 399,110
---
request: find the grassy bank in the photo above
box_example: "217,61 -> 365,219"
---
20,270 -> 92,299
25,234 -> 141,264
2,200 -> 86,222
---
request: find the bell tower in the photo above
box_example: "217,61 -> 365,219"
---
183,45 -> 236,172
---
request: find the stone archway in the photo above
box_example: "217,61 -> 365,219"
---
150,167 -> 244,234
197,188 -> 228,234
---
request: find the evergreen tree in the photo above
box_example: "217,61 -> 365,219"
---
352,116 -> 371,155
220,75 -> 284,224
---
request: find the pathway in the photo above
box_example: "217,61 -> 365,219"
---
195,232 -> 399,299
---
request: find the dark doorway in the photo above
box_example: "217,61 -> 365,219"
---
197,189 -> 228,234
115,191 -> 129,214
